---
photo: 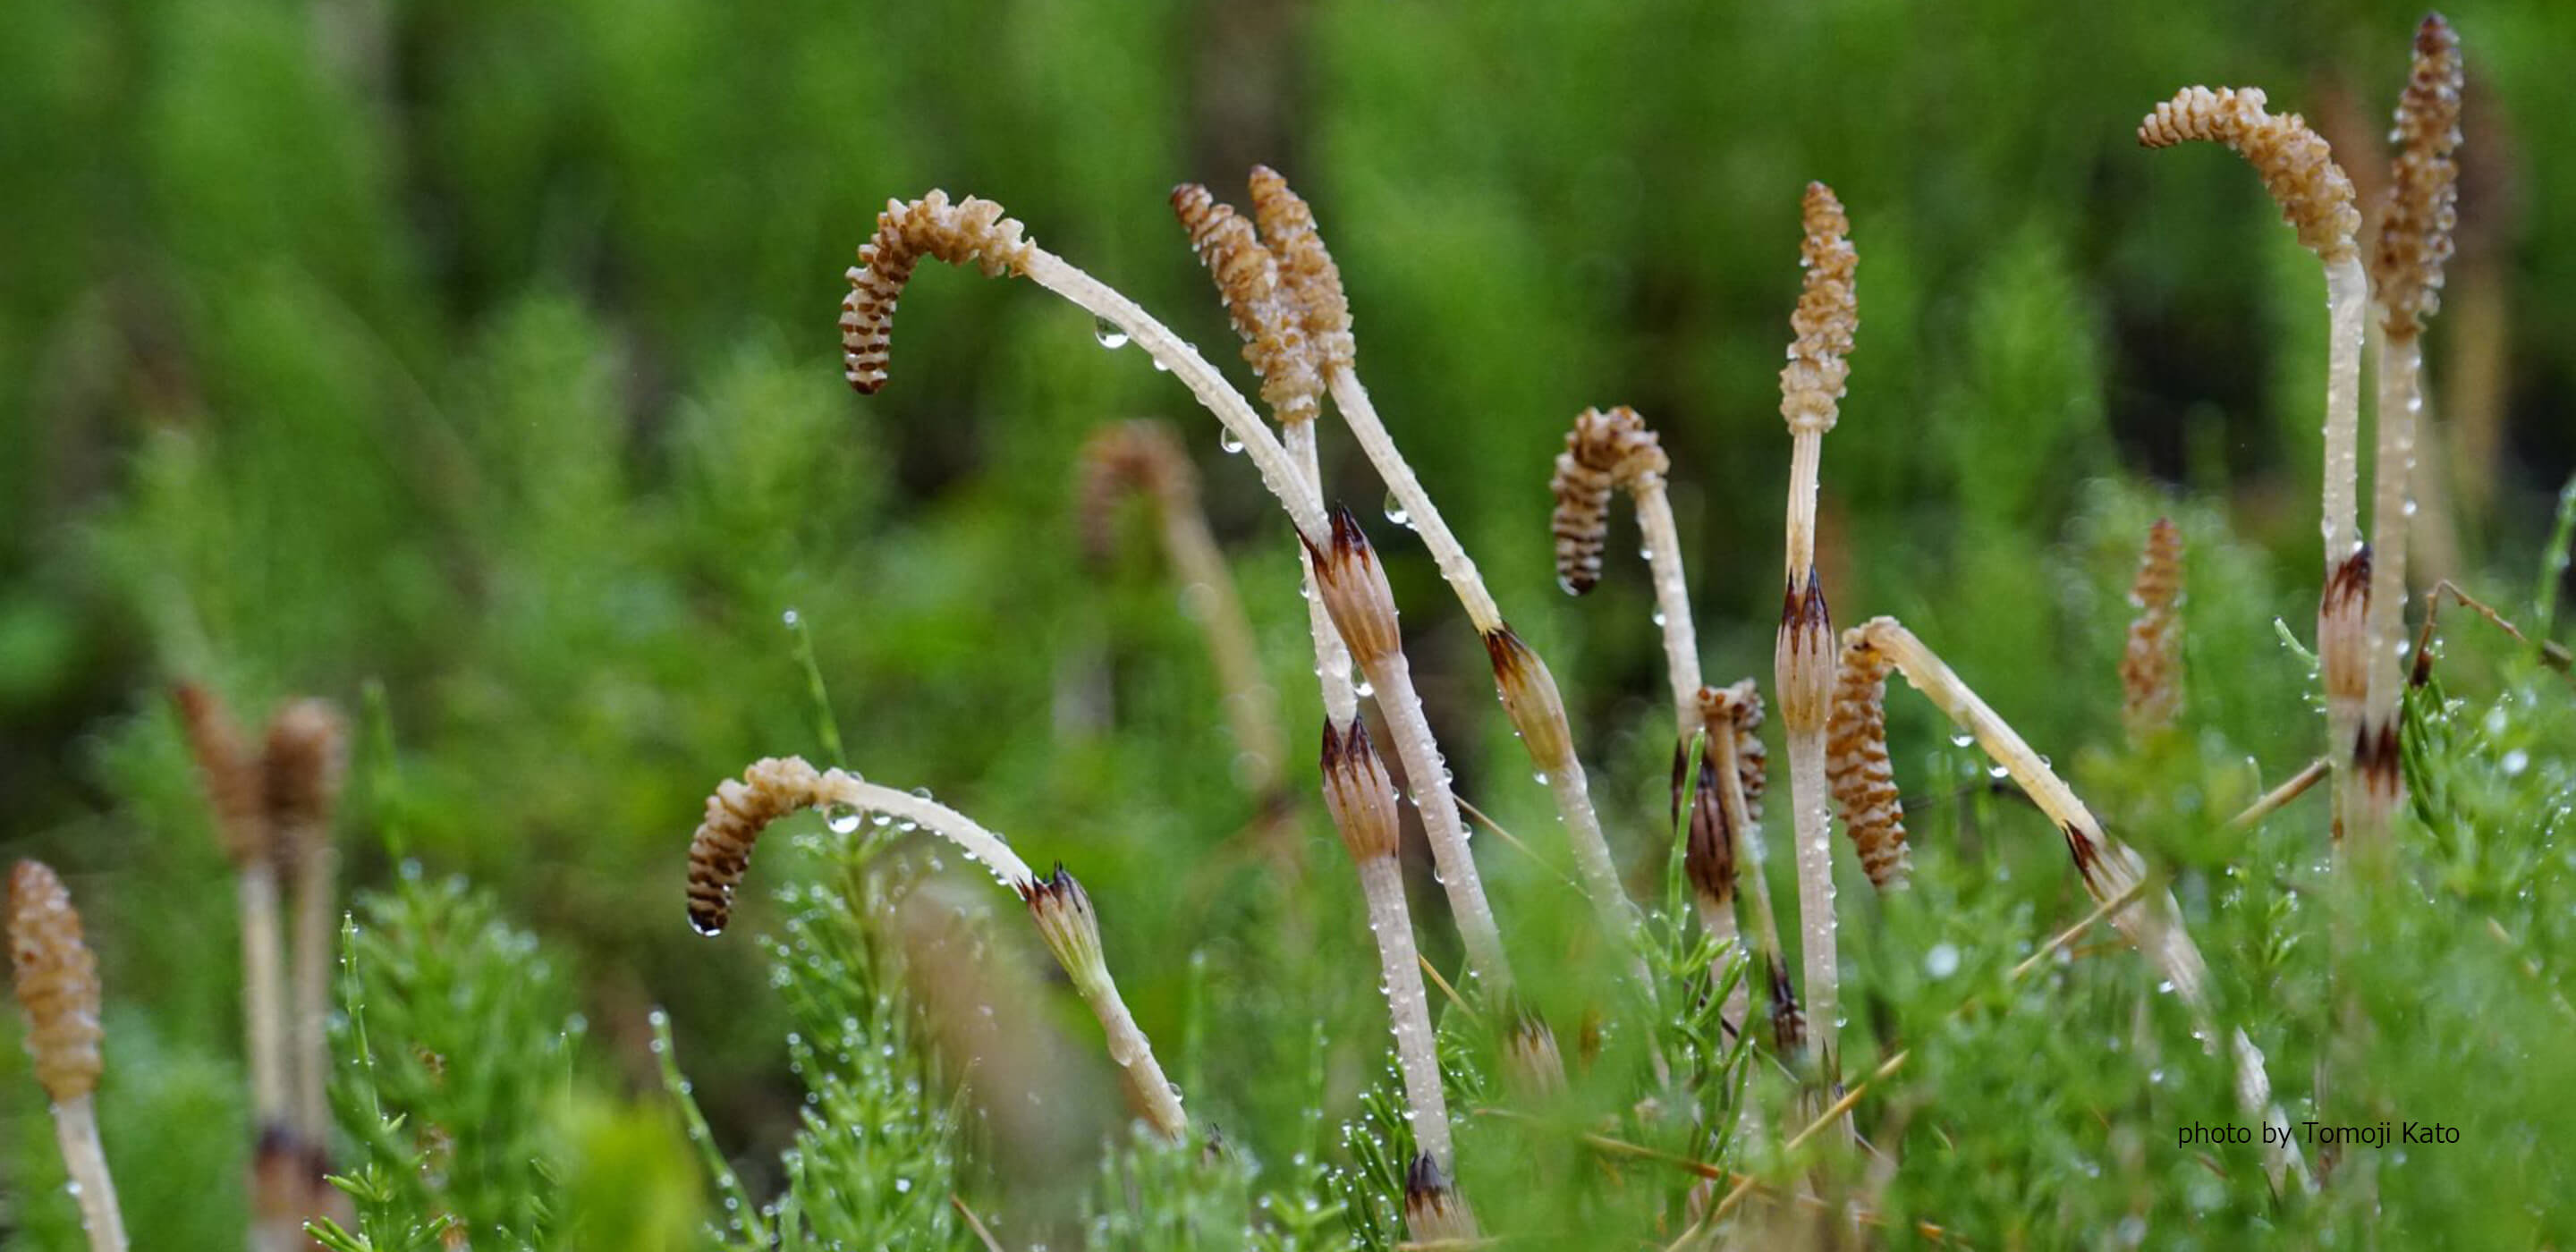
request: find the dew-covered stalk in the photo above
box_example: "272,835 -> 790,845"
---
1322,718 -> 1455,1168
2137,84 -> 2363,858
2354,15 -> 2466,850
680,757 -> 1189,1139
1774,182 -> 1859,1103
849,190 -> 1509,987
1848,617 -> 2309,1191
9,861 -> 129,1252
1309,512 -> 1514,991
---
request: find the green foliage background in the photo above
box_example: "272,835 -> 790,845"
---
1,0 -> 2572,1247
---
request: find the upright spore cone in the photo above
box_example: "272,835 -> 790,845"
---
1246,166 -> 1354,372
1075,420 -> 1196,565
262,699 -> 347,865
2140,87 -> 2361,260
1171,183 -> 1321,422
1826,630 -> 1911,892
684,756 -> 833,935
9,862 -> 102,1103
1549,405 -> 1668,595
1780,182 -> 1859,437
2122,518 -> 2187,740
1318,718 -> 1402,864
840,190 -> 1036,393
2373,14 -> 2464,338
174,683 -> 267,865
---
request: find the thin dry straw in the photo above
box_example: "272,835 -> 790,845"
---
851,189 -> 1513,993
2355,13 -> 2465,847
1075,420 -> 1289,798
681,757 -> 1188,1140
2137,82 -> 2365,856
2120,519 -> 2186,744
8,861 -> 128,1252
1774,182 -> 1857,1096
1846,616 -> 2309,1191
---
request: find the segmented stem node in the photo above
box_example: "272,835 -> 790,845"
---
1775,572 -> 1836,735
1303,507 -> 1402,668
1402,1154 -> 1481,1242
1826,630 -> 1911,892
2139,86 -> 2360,261
1318,718 -> 1402,864
1481,625 -> 1573,774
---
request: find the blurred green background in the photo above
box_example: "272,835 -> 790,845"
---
3,0 -> 2572,1245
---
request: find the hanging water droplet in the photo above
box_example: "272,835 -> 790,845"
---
1383,490 -> 1411,528
1354,679 -> 1376,698
1218,430 -> 1244,454
1950,732 -> 1975,748
827,813 -> 862,834
1150,356 -> 1172,373
1092,317 -> 1130,350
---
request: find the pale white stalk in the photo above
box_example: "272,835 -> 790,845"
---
2321,258 -> 2368,568
1284,420 -> 1360,724
1326,370 -> 1502,631
290,843 -> 335,1148
809,774 -> 1039,890
1029,253 -> 1511,983
1359,855 -> 1453,1167
237,867 -> 290,1128
2361,335 -> 2424,745
1021,251 -> 1329,546
51,1096 -> 127,1252
1785,735 -> 1836,1073
1333,369 -> 1627,942
1632,477 -> 1703,733
1071,964 -> 1189,1140
1360,650 -> 1512,991
1784,435 -> 1823,586
1853,617 -> 2310,1191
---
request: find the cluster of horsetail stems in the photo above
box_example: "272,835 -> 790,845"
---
10,861 -> 127,1252
174,683 -> 350,1250
631,14 -> 2513,1238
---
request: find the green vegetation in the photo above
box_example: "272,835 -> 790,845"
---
3,0 -> 2572,1248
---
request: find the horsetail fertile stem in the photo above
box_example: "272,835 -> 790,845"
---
174,685 -> 292,1144
682,757 -> 1187,1139
1847,616 -> 2309,1191
1700,681 -> 1798,1056
2354,14 -> 2465,849
1321,718 -> 1457,1169
1775,182 -> 1857,1099
1308,509 -> 1515,991
9,861 -> 127,1252
264,698 -> 347,1158
2138,82 -> 2364,857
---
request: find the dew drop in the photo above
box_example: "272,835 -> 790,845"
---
1092,317 -> 1130,350
1383,491 -> 1411,527
781,607 -> 801,627
1218,430 -> 1244,454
